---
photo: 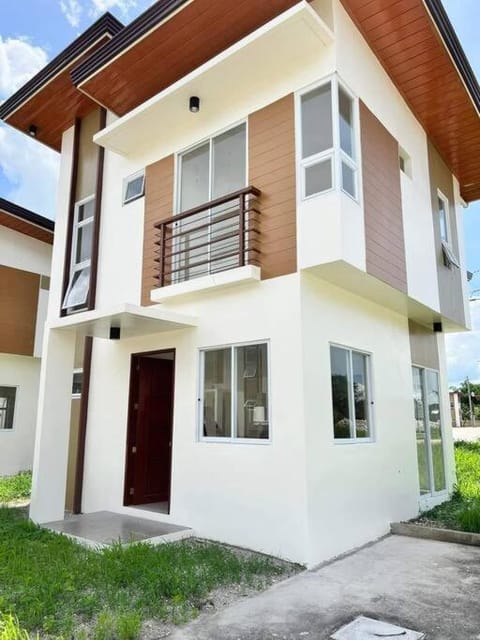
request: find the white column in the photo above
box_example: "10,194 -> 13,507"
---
30,327 -> 76,523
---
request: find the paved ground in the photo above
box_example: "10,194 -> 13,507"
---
452,427 -> 480,442
170,535 -> 480,640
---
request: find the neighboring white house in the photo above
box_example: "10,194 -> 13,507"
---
0,0 -> 478,566
0,199 -> 53,476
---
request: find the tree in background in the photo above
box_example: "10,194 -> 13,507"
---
450,379 -> 480,423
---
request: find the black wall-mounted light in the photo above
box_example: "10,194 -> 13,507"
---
433,322 -> 443,333
189,96 -> 200,113
28,124 -> 38,138
109,326 -> 121,340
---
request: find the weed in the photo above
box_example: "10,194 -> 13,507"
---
0,473 -> 31,504
0,614 -> 30,640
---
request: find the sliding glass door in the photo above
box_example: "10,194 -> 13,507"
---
176,123 -> 246,282
412,366 -> 446,495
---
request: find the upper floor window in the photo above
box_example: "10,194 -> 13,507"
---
299,77 -> 358,201
123,171 -> 145,205
199,342 -> 270,442
62,195 -> 95,312
0,386 -> 16,430
330,344 -> 373,442
437,192 -> 450,244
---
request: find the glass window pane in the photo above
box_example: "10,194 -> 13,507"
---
426,370 -> 446,492
77,199 -> 95,222
235,344 -> 269,439
180,143 -> 210,212
0,387 -> 16,430
72,372 -> 83,396
412,367 -> 430,495
352,352 -> 370,438
305,158 -> 332,197
203,349 -> 232,438
339,86 -> 354,159
342,161 -> 356,198
62,267 -> 91,310
75,220 -> 93,265
125,175 -> 144,202
438,197 -> 448,242
331,346 -> 352,439
301,83 -> 333,159
212,124 -> 246,199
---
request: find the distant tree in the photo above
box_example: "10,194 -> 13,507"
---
450,380 -> 480,421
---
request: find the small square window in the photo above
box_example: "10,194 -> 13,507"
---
399,147 -> 412,177
123,172 -> 145,204
72,371 -> 83,397
0,387 -> 16,430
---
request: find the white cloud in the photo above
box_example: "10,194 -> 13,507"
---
59,0 -> 83,28
0,37 -> 59,219
446,302 -> 480,386
89,0 -> 138,16
0,36 -> 47,96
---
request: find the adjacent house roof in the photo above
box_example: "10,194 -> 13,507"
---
0,13 -> 123,151
0,198 -> 54,245
0,0 -> 479,201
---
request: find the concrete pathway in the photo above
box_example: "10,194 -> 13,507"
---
171,535 -> 480,640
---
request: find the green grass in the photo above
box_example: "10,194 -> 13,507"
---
0,613 -> 31,640
419,441 -> 480,533
0,507 -> 295,638
0,472 -> 31,504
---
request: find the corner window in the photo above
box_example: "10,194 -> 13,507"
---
72,370 -> 83,397
330,345 -> 373,442
200,342 -> 269,442
123,171 -> 145,205
299,77 -> 358,200
0,387 -> 16,430
62,196 -> 95,312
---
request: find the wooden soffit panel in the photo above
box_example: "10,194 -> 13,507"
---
74,0 -> 306,117
340,0 -> 480,202
0,211 -> 53,245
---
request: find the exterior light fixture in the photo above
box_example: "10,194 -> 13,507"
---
28,124 -> 38,137
189,96 -> 200,113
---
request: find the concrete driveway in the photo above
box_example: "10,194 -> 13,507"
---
170,535 -> 480,640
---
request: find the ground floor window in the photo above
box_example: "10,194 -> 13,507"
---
412,366 -> 446,494
330,345 -> 373,441
0,386 -> 16,430
200,342 -> 269,441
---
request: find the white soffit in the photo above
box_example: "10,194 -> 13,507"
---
94,1 -> 334,156
48,303 -> 197,339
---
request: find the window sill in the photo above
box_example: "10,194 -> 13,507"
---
199,437 -> 271,445
151,265 -> 261,303
333,438 -> 375,445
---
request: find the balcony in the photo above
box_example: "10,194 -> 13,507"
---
152,187 -> 261,301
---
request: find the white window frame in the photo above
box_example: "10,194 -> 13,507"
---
122,170 -> 145,205
296,74 -> 361,203
198,340 -> 272,445
437,190 -> 451,245
0,385 -> 18,431
412,364 -> 448,498
62,194 -> 95,311
330,343 -> 375,444
173,121 -> 248,282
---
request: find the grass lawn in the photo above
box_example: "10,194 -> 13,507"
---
0,507 -> 297,639
0,472 -> 31,504
418,441 -> 480,533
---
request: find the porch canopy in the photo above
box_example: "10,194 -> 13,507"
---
48,302 -> 197,340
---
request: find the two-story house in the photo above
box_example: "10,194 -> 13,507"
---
1,0 -> 478,566
0,199 -> 53,476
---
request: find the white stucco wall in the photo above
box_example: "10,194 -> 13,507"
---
0,354 -> 40,476
0,225 -> 52,276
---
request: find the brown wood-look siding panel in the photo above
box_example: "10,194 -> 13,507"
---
142,155 -> 174,305
360,101 -> 407,293
249,95 -> 297,280
76,109 -> 101,202
427,140 -> 465,327
409,320 -> 439,370
0,266 -> 39,356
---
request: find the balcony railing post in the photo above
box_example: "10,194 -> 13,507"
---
238,192 -> 245,267
158,223 -> 166,287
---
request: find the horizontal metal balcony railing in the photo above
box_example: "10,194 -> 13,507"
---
154,186 -> 261,287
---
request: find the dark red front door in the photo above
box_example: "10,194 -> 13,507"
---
124,352 -> 175,507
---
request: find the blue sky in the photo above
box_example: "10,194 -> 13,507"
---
0,0 -> 478,383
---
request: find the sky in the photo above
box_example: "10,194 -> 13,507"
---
0,0 -> 478,384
